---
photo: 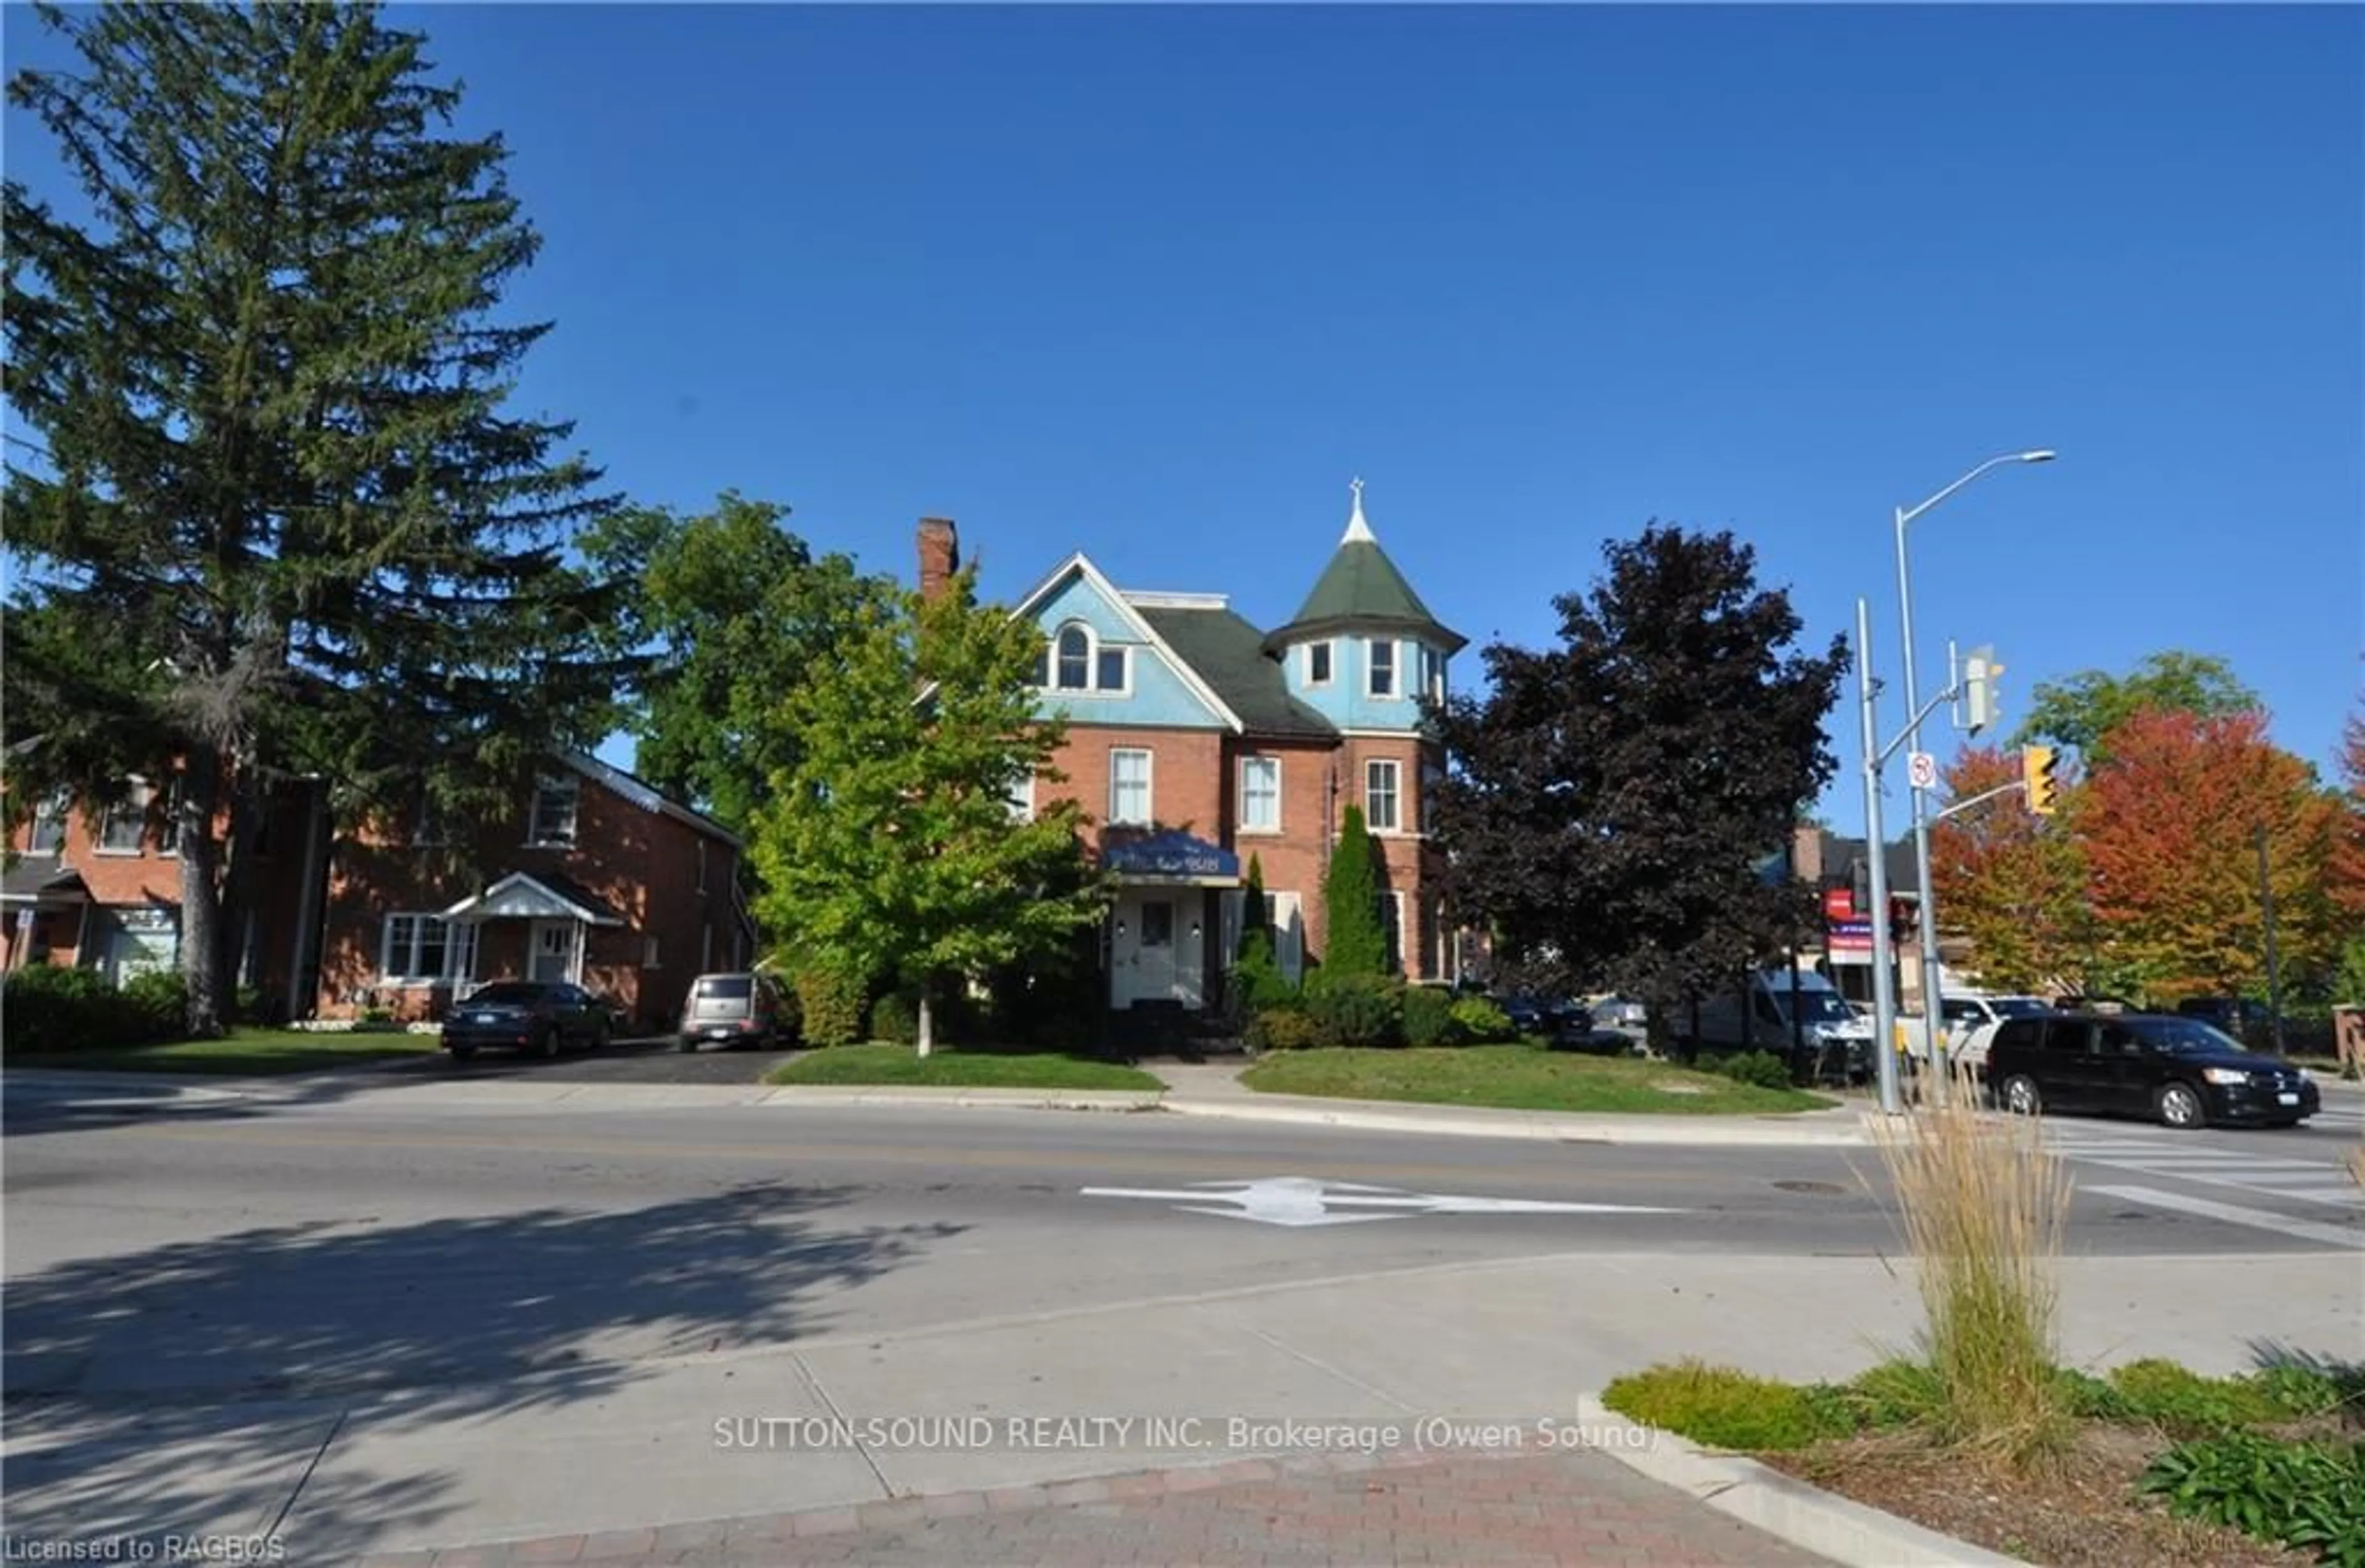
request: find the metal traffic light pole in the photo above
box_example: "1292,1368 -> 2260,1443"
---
1856,597 -> 1904,1117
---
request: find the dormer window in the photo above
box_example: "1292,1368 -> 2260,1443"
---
528,774 -> 579,847
1041,621 -> 1130,695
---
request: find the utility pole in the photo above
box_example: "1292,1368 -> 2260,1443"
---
2258,823 -> 2285,1055
1856,598 -> 1903,1115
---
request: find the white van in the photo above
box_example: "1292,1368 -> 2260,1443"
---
1935,991 -> 2050,1071
1688,969 -> 1876,1065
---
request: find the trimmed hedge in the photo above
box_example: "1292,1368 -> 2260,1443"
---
1,964 -> 183,1053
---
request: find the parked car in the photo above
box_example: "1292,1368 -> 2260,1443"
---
1986,1011 -> 2320,1129
442,980 -> 613,1061
677,971 -> 791,1053
1935,991 -> 2052,1073
1493,993 -> 1590,1041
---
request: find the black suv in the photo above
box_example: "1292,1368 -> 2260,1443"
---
1986,1011 -> 2319,1130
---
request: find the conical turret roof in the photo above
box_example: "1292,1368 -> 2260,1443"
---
1263,480 -> 1466,655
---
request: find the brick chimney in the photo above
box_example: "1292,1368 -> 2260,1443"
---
916,517 -> 960,602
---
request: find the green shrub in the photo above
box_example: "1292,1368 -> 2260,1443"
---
1232,929 -> 1298,1014
1,964 -> 117,1053
867,988 -> 920,1046
2053,1367 -> 2137,1421
1401,985 -> 1458,1047
769,974 -> 804,1045
1601,1360 -> 1854,1452
2255,1362 -> 2365,1424
2109,1359 -> 2280,1437
1844,1360 -> 1947,1431
793,961 -> 870,1048
2140,1432 -> 2365,1566
1247,1007 -> 1324,1052
1448,996 -> 1516,1044
1303,972 -> 1402,1048
1712,1049 -> 1794,1091
120,969 -> 188,1039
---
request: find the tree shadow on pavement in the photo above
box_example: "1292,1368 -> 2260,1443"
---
2,1181 -> 961,1559
1,1068 -> 395,1138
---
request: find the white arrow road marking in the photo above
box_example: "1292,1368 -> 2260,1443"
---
1078,1175 -> 1685,1228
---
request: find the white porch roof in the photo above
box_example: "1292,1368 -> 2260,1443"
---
442,871 -> 626,927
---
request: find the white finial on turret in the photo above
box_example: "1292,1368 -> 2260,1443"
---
1343,477 -> 1375,543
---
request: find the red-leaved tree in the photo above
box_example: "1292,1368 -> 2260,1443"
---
1931,746 -> 2091,993
2081,709 -> 2339,998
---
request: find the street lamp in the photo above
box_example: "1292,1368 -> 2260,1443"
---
1896,449 -> 2055,1102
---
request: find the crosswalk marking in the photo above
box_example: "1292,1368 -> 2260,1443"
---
2044,1123 -> 2365,1211
2087,1186 -> 2365,1250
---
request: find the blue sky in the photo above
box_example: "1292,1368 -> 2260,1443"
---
7,4 -> 2359,831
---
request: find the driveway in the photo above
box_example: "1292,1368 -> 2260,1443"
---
376,1034 -> 794,1085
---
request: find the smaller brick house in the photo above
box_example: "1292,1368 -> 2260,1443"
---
4,753 -> 750,1034
314,754 -> 752,1031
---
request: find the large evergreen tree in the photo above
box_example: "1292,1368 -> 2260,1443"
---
3,3 -> 633,1034
748,566 -> 1109,1056
1431,525 -> 1845,1025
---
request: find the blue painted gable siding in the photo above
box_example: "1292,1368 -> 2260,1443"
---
1277,632 -> 1449,732
1026,568 -> 1229,730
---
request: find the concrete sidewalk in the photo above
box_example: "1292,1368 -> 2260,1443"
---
12,1247 -> 2355,1565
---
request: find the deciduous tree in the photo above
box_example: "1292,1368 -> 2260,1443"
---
2330,706 -> 2365,922
4,3 -> 631,1035
2080,709 -> 2339,998
1930,746 -> 2090,992
583,493 -> 884,841
1431,525 -> 1846,1029
2014,652 -> 2258,766
747,567 -> 1108,1056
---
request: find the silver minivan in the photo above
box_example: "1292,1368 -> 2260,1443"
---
676,972 -> 790,1053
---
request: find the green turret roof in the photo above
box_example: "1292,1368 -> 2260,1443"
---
1262,481 -> 1466,655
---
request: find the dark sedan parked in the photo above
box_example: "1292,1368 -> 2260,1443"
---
442,981 -> 613,1061
1987,1011 -> 2319,1129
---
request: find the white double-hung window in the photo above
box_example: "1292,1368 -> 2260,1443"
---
1109,749 -> 1152,825
1240,756 -> 1280,832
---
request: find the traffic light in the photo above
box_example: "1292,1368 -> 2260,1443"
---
2023,744 -> 2060,816
1963,645 -> 2002,734
1850,857 -> 1872,915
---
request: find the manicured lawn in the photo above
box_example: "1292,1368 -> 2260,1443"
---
5,1027 -> 438,1076
1240,1045 -> 1836,1115
767,1043 -> 1165,1091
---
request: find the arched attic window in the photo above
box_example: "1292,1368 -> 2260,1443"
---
1042,621 -> 1129,693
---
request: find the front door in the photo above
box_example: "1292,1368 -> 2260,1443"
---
528,919 -> 578,985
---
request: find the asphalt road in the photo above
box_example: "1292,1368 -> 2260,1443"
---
4,1083 -> 2358,1563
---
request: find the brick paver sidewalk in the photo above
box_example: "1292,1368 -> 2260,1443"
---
352,1446 -> 1834,1566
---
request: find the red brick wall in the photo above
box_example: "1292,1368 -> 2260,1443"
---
2,777 -> 318,1007
1037,726 -> 1227,849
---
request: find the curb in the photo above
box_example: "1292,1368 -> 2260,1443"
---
1159,1094 -> 1872,1147
758,1085 -> 1167,1113
1572,1394 -> 2022,1568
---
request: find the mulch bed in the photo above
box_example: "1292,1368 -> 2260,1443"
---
1756,1423 -> 2318,1567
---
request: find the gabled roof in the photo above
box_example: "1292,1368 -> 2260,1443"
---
443,870 -> 627,926
1131,605 -> 1338,741
1263,483 -> 1466,656
556,752 -> 742,849
1006,552 -> 1247,732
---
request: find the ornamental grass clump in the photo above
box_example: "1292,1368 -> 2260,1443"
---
1871,1060 -> 2076,1468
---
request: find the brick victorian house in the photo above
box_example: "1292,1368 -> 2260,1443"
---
930,480 -> 1468,1016
3,754 -> 750,1032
